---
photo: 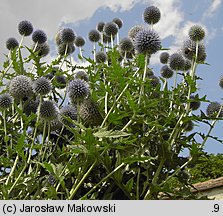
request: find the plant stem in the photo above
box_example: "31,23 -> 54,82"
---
138,53 -> 148,105
68,160 -> 97,200
144,158 -> 165,200
5,155 -> 19,186
80,163 -> 125,200
100,69 -> 139,128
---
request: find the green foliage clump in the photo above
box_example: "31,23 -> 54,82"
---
0,5 -> 222,200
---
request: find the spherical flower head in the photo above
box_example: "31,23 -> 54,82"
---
33,42 -> 50,57
55,75 -> 66,89
74,71 -> 89,82
145,69 -> 154,77
102,33 -> 113,44
183,120 -> 194,132
189,94 -> 201,110
9,75 -> 33,100
143,6 -> 161,25
88,29 -> 100,42
60,28 -> 76,44
80,98 -> 103,127
219,76 -> 223,89
68,79 -> 90,103
74,36 -> 85,47
32,29 -> 47,44
206,102 -> 223,117
134,29 -> 161,55
160,65 -> 174,79
103,22 -> 119,37
0,93 -> 12,110
184,58 -> 192,71
128,25 -> 144,42
168,52 -> 185,71
33,77 -> 52,95
40,100 -> 58,121
120,49 -> 135,59
182,39 -> 206,62
112,18 -> 123,29
189,25 -> 205,42
45,73 -> 54,80
58,43 -> 75,55
48,175 -> 56,185
18,20 -> 33,36
6,37 -> 19,50
95,51 -> 107,63
147,75 -> 160,88
97,22 -> 105,32
119,37 -> 134,52
55,30 -> 63,46
59,105 -> 77,125
24,98 -> 39,116
50,117 -> 63,131
160,52 -> 169,64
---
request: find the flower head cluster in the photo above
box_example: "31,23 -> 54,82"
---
0,93 -> 12,110
68,79 -> 90,104
134,29 -> 161,55
143,6 -> 161,25
18,20 -> 33,36
9,75 -> 33,100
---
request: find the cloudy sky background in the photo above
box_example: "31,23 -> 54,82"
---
0,0 -> 223,154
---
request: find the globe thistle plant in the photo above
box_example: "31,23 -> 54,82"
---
18,20 -> 33,36
147,75 -> 160,88
184,58 -> 192,71
60,28 -> 76,44
9,75 -> 33,101
40,100 -> 58,121
134,29 -> 161,55
189,95 -> 201,110
55,75 -> 66,89
160,65 -> 174,79
143,6 -> 161,25
80,98 -> 103,127
103,22 -> 119,37
96,22 -> 105,32
219,76 -> 223,89
183,120 -> 194,132
58,43 -> 75,55
6,37 -> 19,50
128,25 -> 144,42
95,51 -> 107,63
74,71 -> 89,82
68,79 -> 90,104
119,37 -> 134,52
112,18 -> 123,29
0,93 -> 12,110
24,98 -> 39,116
33,42 -> 50,57
59,105 -> 77,126
182,39 -> 206,62
206,102 -> 223,117
55,30 -> 63,46
160,52 -> 169,64
88,29 -> 100,43
32,29 -> 47,44
33,77 -> 52,95
189,25 -> 205,42
74,36 -> 85,47
168,52 -> 185,71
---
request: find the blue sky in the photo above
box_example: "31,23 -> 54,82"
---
0,0 -> 223,154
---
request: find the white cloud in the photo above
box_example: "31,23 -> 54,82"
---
203,0 -> 222,17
